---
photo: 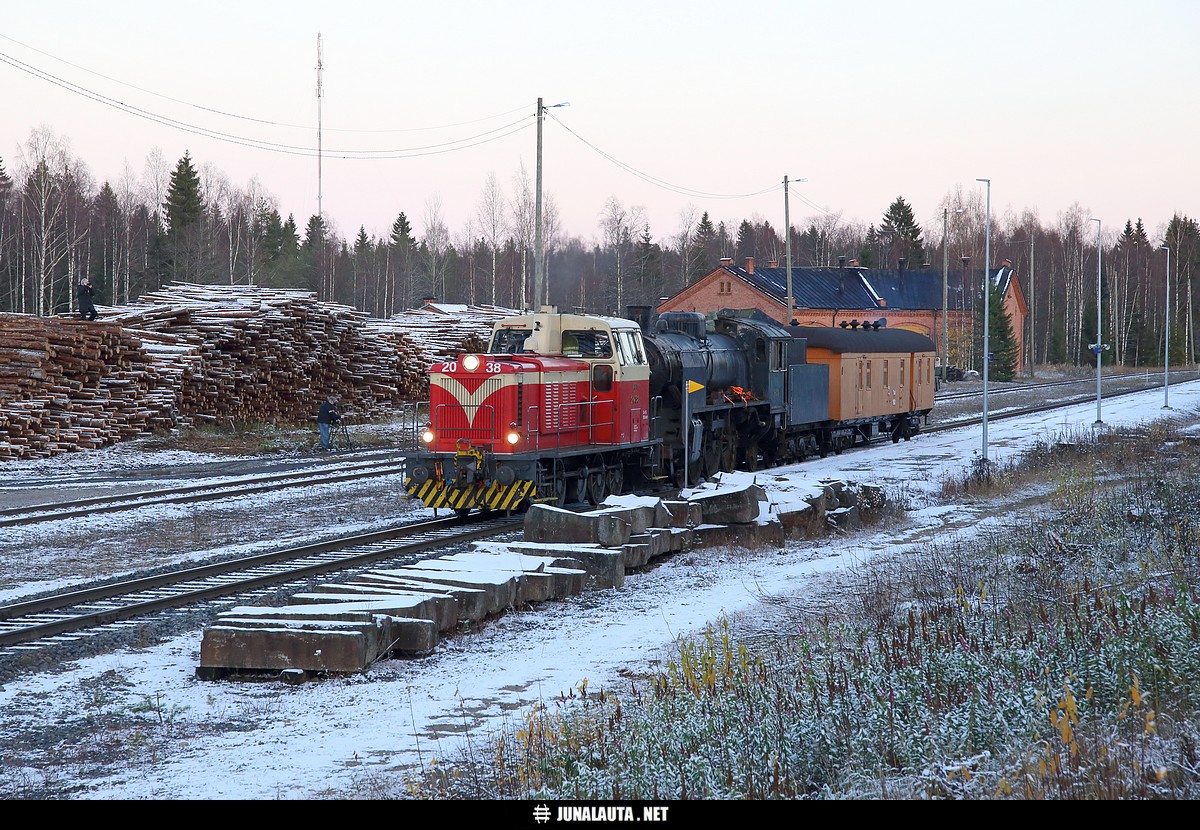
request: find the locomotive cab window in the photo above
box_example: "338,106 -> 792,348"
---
592,364 -> 614,392
772,341 -> 785,371
492,328 -> 531,354
615,330 -> 646,366
563,330 -> 612,359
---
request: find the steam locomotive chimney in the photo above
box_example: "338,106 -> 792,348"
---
626,304 -> 652,332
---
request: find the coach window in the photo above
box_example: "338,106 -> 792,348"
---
866,360 -> 872,389
883,359 -> 889,388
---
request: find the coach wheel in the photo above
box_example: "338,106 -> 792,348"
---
605,466 -> 624,497
720,442 -> 736,472
742,443 -> 759,472
586,471 -> 607,506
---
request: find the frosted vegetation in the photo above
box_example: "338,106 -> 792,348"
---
399,423 -> 1200,799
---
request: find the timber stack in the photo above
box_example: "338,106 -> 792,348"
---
0,283 -> 514,462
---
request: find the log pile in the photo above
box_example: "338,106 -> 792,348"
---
0,314 -> 175,461
0,284 -> 516,462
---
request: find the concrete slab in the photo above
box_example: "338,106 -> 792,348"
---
686,483 -> 765,524
356,571 -> 491,623
523,503 -> 631,548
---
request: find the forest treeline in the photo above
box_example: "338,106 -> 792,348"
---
1,127 -> 1197,369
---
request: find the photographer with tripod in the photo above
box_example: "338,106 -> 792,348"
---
316,394 -> 341,451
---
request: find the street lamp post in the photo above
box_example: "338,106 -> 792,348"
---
976,178 -> 991,465
1089,218 -> 1104,426
1162,244 -> 1172,409
783,176 -> 807,325
533,97 -> 569,310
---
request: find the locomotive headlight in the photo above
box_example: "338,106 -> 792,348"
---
506,430 -> 521,445
462,354 -> 481,371
421,427 -> 435,444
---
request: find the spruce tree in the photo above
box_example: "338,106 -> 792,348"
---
164,152 -> 204,233
735,220 -> 754,261
879,196 -> 925,267
163,152 -> 206,281
985,276 -> 1018,380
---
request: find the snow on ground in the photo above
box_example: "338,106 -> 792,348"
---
0,382 -> 1197,800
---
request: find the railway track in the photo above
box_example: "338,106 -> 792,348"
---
933,369 -> 1193,404
1,378 -> 1189,675
925,375 -> 1194,433
3,375 -> 1186,529
0,451 -> 408,528
0,512 -> 523,664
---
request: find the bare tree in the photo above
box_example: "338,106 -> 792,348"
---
421,196 -> 452,302
509,163 -> 534,309
475,172 -> 507,307
540,193 -> 562,307
673,205 -> 698,298
1054,203 -> 1089,366
600,196 -> 641,313
16,127 -> 81,315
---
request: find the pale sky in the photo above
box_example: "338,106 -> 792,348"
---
4,1 -> 1197,247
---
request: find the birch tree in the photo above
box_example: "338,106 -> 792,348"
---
476,172 -> 506,307
509,163 -> 534,309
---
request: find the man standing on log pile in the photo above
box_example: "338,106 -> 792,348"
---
77,277 -> 98,321
316,394 -> 341,451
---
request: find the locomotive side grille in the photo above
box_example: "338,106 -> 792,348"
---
541,381 -> 579,431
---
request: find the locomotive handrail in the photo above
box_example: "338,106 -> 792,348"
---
523,398 -> 618,451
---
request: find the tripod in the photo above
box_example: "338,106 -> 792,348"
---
328,422 -> 354,451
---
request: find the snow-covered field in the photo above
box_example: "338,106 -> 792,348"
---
1,382 -> 1196,800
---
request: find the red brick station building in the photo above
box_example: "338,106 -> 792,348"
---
657,256 -> 1028,375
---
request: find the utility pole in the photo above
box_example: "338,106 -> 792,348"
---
784,176 -> 793,324
942,208 -> 950,373
532,98 -> 569,310
533,98 -> 544,311
1027,236 -> 1034,377
941,207 -> 963,372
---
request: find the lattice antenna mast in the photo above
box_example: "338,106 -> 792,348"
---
316,33 -> 324,224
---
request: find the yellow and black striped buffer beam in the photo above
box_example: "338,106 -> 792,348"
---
406,478 -> 535,512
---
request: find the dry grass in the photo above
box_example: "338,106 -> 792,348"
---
385,413 -> 1200,800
